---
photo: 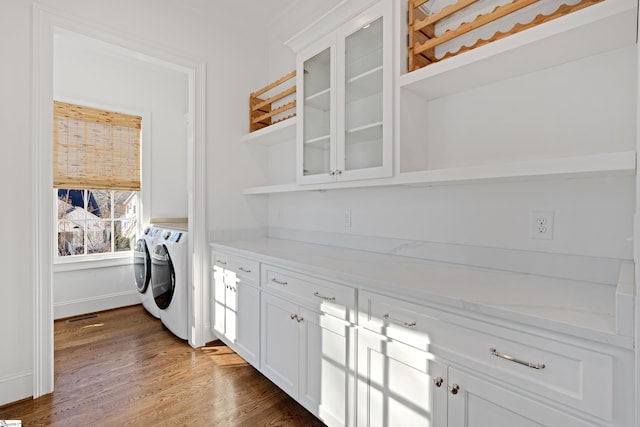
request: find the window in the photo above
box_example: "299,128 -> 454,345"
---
53,101 -> 142,259
56,189 -> 138,256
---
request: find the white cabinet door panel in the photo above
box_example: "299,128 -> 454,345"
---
357,329 -> 447,427
447,368 -> 598,427
234,282 -> 260,367
261,292 -> 300,398
299,308 -> 353,427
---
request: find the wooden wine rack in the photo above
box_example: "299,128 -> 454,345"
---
408,0 -> 603,72
250,70 -> 297,132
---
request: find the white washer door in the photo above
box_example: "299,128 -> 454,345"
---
134,239 -> 151,293
151,244 -> 175,309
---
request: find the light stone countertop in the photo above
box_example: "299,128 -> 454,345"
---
210,237 -> 632,349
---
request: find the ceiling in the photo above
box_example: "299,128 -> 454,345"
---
181,0 -> 304,26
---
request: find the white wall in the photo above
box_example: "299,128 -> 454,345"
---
0,0 -> 34,406
1,0 -> 271,406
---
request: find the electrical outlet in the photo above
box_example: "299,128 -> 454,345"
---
344,210 -> 352,228
531,211 -> 554,240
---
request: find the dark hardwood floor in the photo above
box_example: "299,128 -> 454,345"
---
0,305 -> 325,427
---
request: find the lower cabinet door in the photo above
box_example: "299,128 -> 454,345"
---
299,307 -> 353,427
234,282 -> 260,367
446,368 -> 598,427
357,329 -> 447,427
260,292 -> 301,398
212,268 -> 226,336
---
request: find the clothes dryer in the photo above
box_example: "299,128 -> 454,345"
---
151,229 -> 188,340
133,226 -> 161,318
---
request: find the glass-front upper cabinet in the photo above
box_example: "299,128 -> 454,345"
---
296,0 -> 392,185
300,41 -> 335,179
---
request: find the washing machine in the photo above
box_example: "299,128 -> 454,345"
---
133,226 -> 161,318
151,229 -> 188,340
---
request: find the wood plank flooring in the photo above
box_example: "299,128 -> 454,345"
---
0,305 -> 325,426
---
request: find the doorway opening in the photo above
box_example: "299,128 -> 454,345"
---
33,6 -> 206,398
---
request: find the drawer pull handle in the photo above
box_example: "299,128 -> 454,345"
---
490,348 -> 546,370
448,384 -> 459,395
313,292 -> 336,302
433,377 -> 443,388
238,267 -> 251,273
383,313 -> 416,328
216,260 -> 227,265
271,278 -> 288,286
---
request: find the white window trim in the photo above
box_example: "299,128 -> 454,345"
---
51,98 -> 151,271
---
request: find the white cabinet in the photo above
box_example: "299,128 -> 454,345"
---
211,252 -> 260,367
260,266 -> 356,427
357,289 -> 628,426
357,328 -> 447,427
296,0 -> 392,184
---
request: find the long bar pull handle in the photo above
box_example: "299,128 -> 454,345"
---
271,278 -> 288,286
238,267 -> 251,273
383,313 -> 417,328
216,260 -> 227,265
490,348 -> 545,370
313,291 -> 336,302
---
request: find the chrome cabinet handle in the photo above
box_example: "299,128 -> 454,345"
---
238,267 -> 251,273
336,170 -> 342,175
313,291 -> 336,302
271,278 -> 288,286
449,384 -> 459,395
216,260 -> 227,265
383,313 -> 416,328
328,170 -> 336,176
433,377 -> 443,388
490,348 -> 545,370
289,313 -> 303,323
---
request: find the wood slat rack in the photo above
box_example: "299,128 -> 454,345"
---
408,0 -> 603,72
250,70 -> 297,132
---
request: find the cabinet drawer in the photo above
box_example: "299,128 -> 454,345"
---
358,290 -> 440,352
212,252 -> 260,284
263,265 -> 356,321
433,321 -> 614,421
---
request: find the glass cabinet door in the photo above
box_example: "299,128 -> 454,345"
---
341,16 -> 384,173
302,47 -> 333,178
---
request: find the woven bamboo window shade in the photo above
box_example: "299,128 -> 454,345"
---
53,101 -> 142,191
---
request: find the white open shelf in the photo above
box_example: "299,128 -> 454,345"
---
399,0 -> 637,100
242,117 -> 296,146
243,151 -> 636,195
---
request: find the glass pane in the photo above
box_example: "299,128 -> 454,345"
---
85,220 -> 111,254
113,191 -> 138,219
344,16 -> 383,172
57,220 -> 84,256
303,47 -> 331,177
57,189 -> 86,220
115,219 -> 137,252
90,190 -> 111,218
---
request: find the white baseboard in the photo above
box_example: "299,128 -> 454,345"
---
54,291 -> 141,320
0,371 -> 32,406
